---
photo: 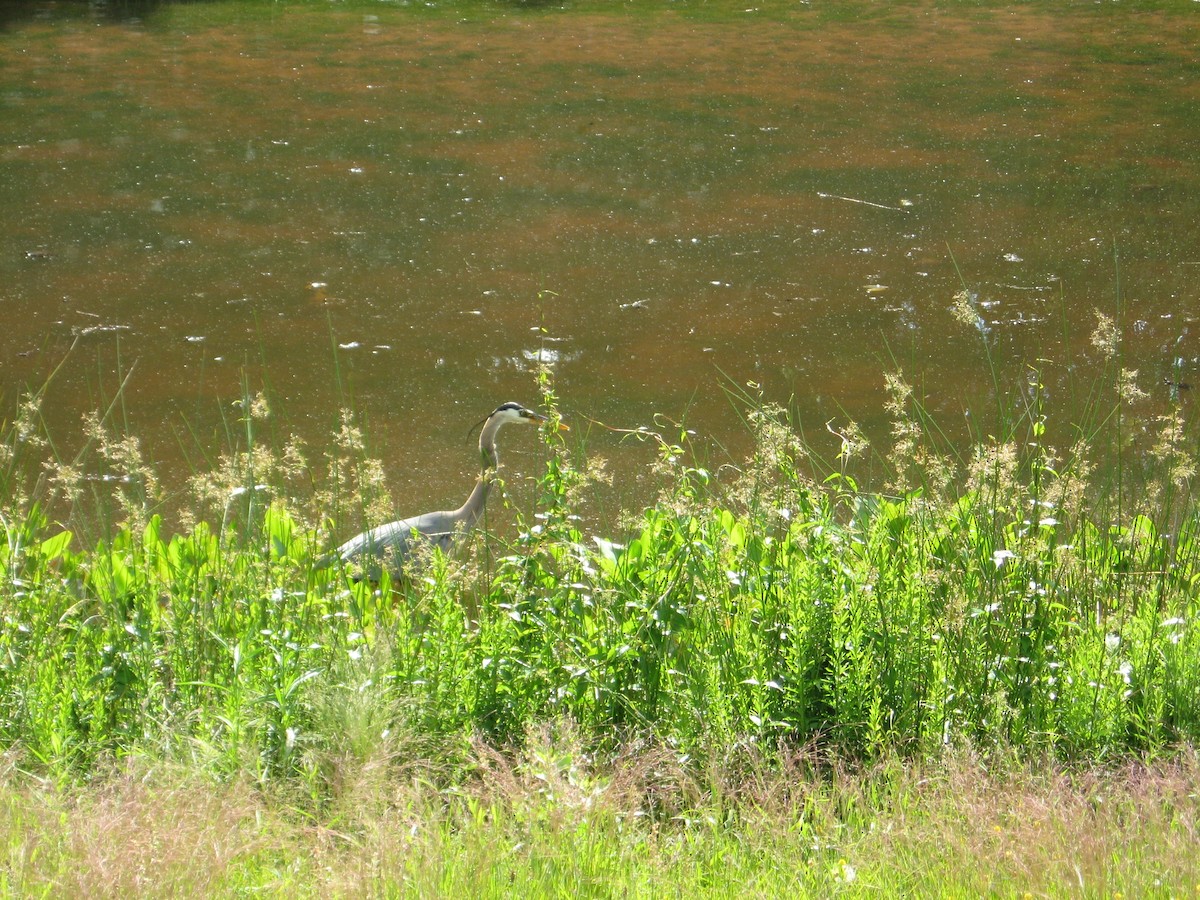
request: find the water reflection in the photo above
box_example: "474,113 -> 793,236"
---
0,0 -> 164,30
2,1 -> 1197,518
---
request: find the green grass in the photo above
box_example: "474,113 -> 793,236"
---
2,355 -> 1200,774
0,305 -> 1197,892
3,364 -> 1198,780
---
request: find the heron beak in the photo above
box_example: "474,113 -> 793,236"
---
526,410 -> 568,431
534,413 -> 569,431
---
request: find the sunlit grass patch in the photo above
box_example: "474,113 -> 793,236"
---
0,743 -> 1196,897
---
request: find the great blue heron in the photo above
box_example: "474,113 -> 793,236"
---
333,402 -> 565,580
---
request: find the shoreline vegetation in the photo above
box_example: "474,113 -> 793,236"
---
1,308 -> 1198,894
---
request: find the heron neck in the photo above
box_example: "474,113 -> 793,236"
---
456,474 -> 492,529
478,416 -> 503,471
457,415 -> 502,526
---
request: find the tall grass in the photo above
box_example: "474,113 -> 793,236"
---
1,740 -> 1197,897
0,312 -> 1197,790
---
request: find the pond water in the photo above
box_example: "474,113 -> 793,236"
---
2,0 -> 1198,519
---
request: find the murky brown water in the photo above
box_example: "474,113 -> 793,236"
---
2,1 -> 1198,517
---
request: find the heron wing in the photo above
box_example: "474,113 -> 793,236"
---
337,510 -> 459,564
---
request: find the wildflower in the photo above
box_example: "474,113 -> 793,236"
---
967,440 -> 1017,502
828,418 -> 869,465
250,391 -> 271,420
1090,310 -> 1119,359
831,858 -> 856,884
45,460 -> 84,505
1148,409 -> 1196,489
951,288 -> 989,335
1117,368 -> 1147,405
883,370 -> 913,419
15,392 -> 46,448
334,408 -> 366,453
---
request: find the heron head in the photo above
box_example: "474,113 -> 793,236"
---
489,402 -> 569,430
490,401 -> 545,425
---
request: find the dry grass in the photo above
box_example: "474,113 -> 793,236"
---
856,749 -> 1200,896
0,741 -> 1196,898
0,759 -> 276,898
